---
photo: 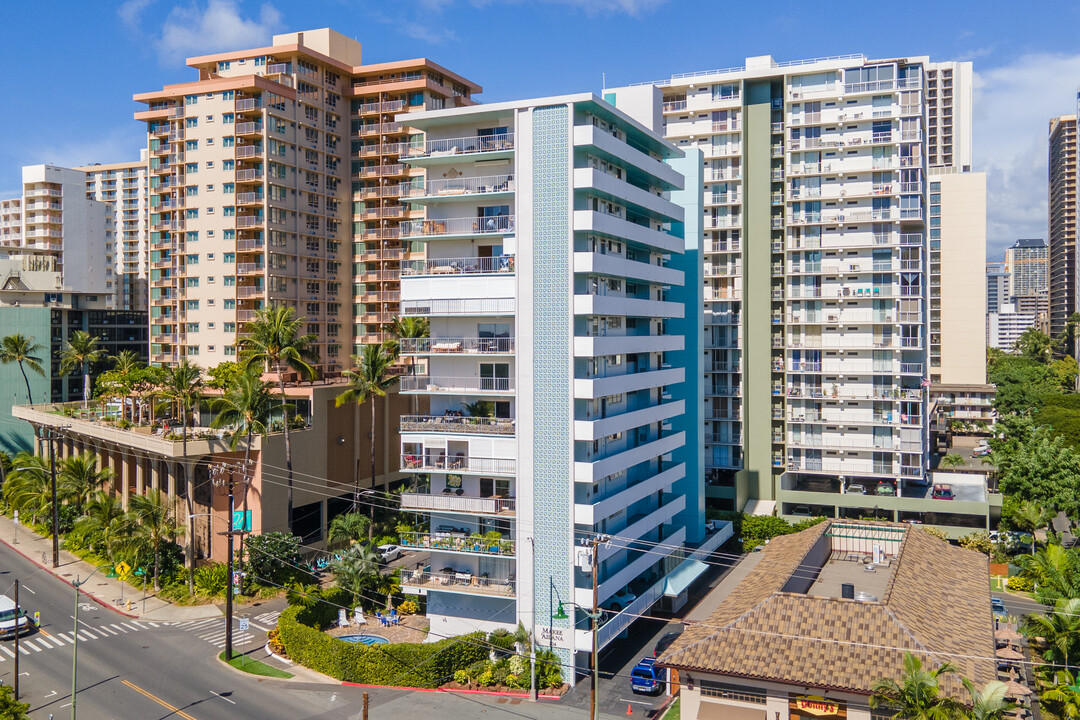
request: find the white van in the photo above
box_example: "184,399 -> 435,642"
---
0,595 -> 31,639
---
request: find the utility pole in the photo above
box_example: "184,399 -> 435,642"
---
211,460 -> 251,662
45,428 -> 63,567
590,536 -> 599,720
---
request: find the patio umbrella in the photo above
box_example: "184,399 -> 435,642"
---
1004,680 -> 1033,697
995,627 -> 1022,641
996,647 -> 1025,661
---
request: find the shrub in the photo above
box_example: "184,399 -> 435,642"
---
396,600 -> 419,615
194,563 -> 228,596
245,532 -> 313,586
959,531 -> 993,556
1008,575 -> 1035,593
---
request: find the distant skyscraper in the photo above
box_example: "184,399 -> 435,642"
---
1048,113 -> 1077,338
986,262 -> 1009,316
1005,237 -> 1048,300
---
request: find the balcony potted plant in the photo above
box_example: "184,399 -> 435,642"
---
484,530 -> 503,554
469,533 -> 484,553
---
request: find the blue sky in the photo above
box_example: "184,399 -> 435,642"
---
2,0 -> 1080,259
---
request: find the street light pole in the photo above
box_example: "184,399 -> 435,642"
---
210,460 -> 250,663
47,429 -> 60,568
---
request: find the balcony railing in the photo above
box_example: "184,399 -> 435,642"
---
400,376 -> 514,393
405,133 -> 514,158
401,570 -> 515,597
402,453 -> 516,475
400,492 -> 516,515
401,297 -> 515,316
399,532 -> 515,556
401,255 -> 515,276
400,415 -> 516,435
400,337 -> 514,355
411,174 -> 515,198
401,215 -> 515,238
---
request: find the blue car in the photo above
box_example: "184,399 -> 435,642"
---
631,657 -> 665,695
991,597 -> 1008,621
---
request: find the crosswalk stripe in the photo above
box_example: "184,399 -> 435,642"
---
17,645 -> 29,655
22,640 -> 42,652
0,646 -> 14,658
121,622 -> 140,632
79,629 -> 98,640
146,622 -> 160,627
95,625 -> 117,636
111,624 -> 128,633
44,636 -> 66,648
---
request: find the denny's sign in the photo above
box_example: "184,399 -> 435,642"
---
793,696 -> 843,717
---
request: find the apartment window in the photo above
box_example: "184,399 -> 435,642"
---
223,113 -> 234,124
207,276 -> 216,283
186,323 -> 199,333
224,299 -> 236,309
185,254 -> 198,264
187,346 -> 199,356
218,61 -> 231,71
224,323 -> 236,333
185,140 -> 198,151
184,209 -> 198,219
186,300 -> 199,310
222,90 -> 234,100
223,183 -> 235,194
223,160 -> 235,170
409,92 -> 424,106
207,207 -> 215,214
224,346 -> 236,356
205,161 -> 214,169
224,276 -> 236,286
224,229 -> 235,240
185,117 -> 198,128
206,115 -> 214,123
186,278 -> 199,288
223,253 -> 235,263
186,163 -> 198,173
185,95 -> 198,105
186,231 -> 198,243
223,137 -> 235,148
223,206 -> 236,217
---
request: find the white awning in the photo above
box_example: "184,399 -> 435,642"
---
742,498 -> 776,516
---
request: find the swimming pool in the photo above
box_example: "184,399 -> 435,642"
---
338,634 -> 389,645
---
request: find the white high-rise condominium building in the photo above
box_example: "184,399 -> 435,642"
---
392,94 -> 711,676
78,156 -> 151,311
610,54 -> 995,534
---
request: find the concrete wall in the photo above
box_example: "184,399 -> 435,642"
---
0,306 -> 51,453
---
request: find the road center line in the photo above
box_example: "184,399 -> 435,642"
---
210,690 -> 236,705
121,679 -> 199,720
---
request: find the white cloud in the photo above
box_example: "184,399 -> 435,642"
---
974,53 -> 1080,260
118,0 -> 153,29
158,0 -> 283,65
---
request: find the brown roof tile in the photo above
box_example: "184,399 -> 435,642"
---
660,521 -> 996,697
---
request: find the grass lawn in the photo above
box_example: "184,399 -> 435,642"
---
662,697 -> 680,720
218,651 -> 294,678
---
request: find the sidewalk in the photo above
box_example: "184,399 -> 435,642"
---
0,511 -> 221,622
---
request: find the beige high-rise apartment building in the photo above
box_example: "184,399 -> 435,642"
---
77,156 -> 151,311
1049,113 -> 1077,338
134,28 -> 479,371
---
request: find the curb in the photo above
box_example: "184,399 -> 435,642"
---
264,640 -> 294,664
340,681 -> 561,699
216,651 -> 296,681
0,536 -> 140,619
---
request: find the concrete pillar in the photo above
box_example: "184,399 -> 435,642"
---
135,455 -> 146,497
120,452 -> 131,509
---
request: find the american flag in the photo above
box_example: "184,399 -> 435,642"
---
920,377 -> 931,388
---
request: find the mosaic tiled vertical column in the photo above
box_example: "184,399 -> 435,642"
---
530,104 -> 574,672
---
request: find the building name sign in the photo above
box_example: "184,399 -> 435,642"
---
794,696 -> 841,716
540,625 -> 572,650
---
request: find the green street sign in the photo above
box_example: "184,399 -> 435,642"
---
232,510 -> 252,532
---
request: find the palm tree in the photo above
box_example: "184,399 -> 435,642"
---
158,359 -> 203,593
329,543 -> 381,605
939,453 -> 965,469
1020,597 -> 1080,670
327,512 -> 372,548
336,344 -> 398,539
110,350 -> 144,422
74,491 -> 131,560
1015,544 -> 1080,602
58,452 -> 114,514
129,489 -> 185,591
1010,499 -> 1049,555
240,304 -> 319,531
0,333 -> 46,406
211,366 -> 274,470
59,330 -> 105,409
1041,669 -> 1080,719
374,569 -> 401,611
383,316 -> 429,413
869,652 -> 965,720
2,452 -> 51,525
962,679 -> 1014,720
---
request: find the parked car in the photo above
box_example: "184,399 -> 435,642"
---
931,484 -> 955,500
604,589 -> 637,612
790,504 -> 812,516
846,483 -> 867,495
630,657 -> 665,694
377,544 -> 403,563
0,595 -> 31,639
972,447 -> 991,458
876,482 -> 897,496
654,630 -> 682,658
991,597 -> 1008,621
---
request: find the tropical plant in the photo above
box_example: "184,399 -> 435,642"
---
211,366 -> 274,471
158,358 -> 203,593
462,399 -> 495,418
74,491 -> 131,559
869,652 -> 965,720
383,316 -> 428,412
194,563 -> 229,597
244,531 -> 311,586
108,350 -> 143,421
0,333 -> 46,406
939,453 -> 965,469
997,425 -> 1080,518
2,452 -> 51,525
59,330 -> 106,408
1020,597 -> 1080,668
327,512 -> 372,548
205,360 -> 244,391
373,568 -> 401,610
57,452 -> 113,514
329,543 -> 381,604
336,344 -> 398,540
1041,668 -> 1080,719
240,304 -> 319,531
962,679 -> 1014,720
129,489 -> 185,591
1008,499 -> 1050,555
0,684 -> 31,719
1016,544 -> 1080,603
957,531 -> 993,556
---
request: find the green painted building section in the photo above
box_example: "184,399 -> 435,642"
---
736,80 -> 778,510
0,307 -> 52,454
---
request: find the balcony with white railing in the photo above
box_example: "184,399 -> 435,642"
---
401,297 -> 516,316
409,174 -> 515,199
400,337 -> 515,355
401,569 -> 515,598
401,215 -> 515,239
400,414 -> 516,436
404,133 -> 515,159
400,255 -> 515,276
402,452 -> 516,476
399,531 -> 515,557
399,375 -> 514,394
400,492 -> 516,516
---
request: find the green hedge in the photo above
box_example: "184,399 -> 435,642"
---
277,591 -> 489,686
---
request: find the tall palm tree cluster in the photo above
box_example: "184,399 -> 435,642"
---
870,652 -> 1014,720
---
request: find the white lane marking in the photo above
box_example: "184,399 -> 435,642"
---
210,690 -> 236,705
145,621 -> 160,627
249,623 -> 269,632
78,629 -> 98,640
21,585 -> 35,595
111,623 -> 128,633
59,633 -> 75,644
0,646 -> 13,658
94,625 -> 117,636
121,622 -> 140,632
17,645 -> 29,655
22,640 -> 42,652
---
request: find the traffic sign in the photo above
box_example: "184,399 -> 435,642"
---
232,510 -> 252,532
239,617 -> 250,631
115,561 -> 132,577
